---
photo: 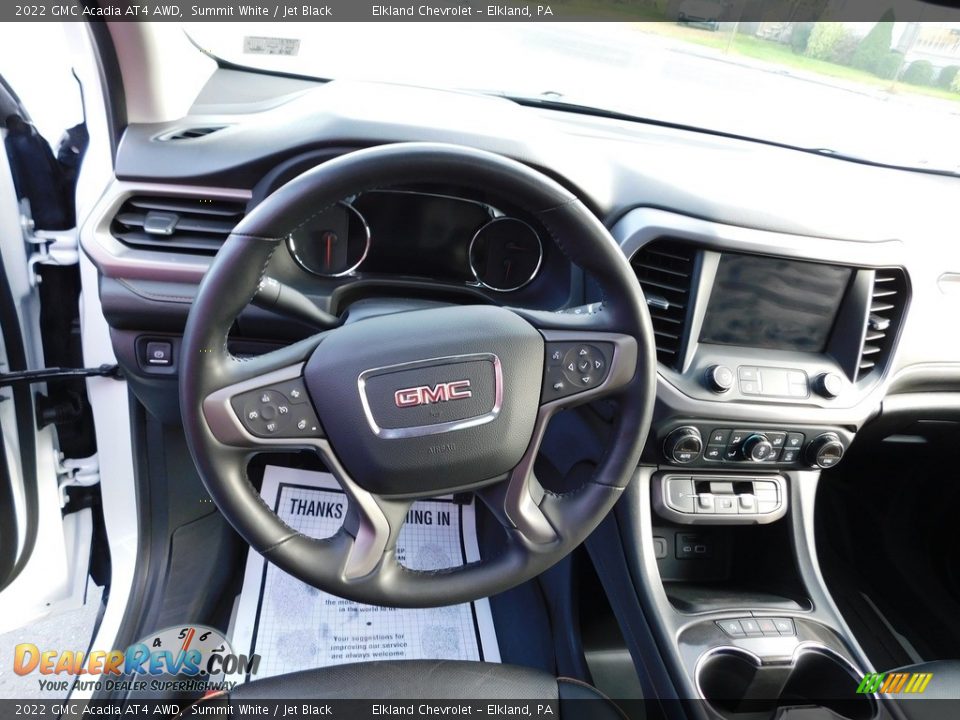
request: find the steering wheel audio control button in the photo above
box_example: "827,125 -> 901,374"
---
541,341 -> 614,402
231,382 -> 324,439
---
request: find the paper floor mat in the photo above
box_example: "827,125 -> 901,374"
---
229,466 -> 500,683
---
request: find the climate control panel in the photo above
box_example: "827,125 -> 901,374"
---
658,423 -> 849,470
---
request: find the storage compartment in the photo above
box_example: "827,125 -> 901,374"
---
654,514 -> 811,613
696,645 -> 876,720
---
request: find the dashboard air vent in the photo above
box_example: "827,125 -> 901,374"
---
159,126 -> 227,141
630,239 -> 697,368
111,195 -> 246,254
857,268 -> 907,380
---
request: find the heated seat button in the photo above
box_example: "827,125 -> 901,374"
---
740,619 -> 763,636
780,448 -> 799,463
766,432 -> 787,449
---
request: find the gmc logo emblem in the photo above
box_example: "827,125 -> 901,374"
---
394,380 -> 472,408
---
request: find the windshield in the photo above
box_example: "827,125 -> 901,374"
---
186,22 -> 960,173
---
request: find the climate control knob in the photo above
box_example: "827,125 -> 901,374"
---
663,427 -> 702,464
807,433 -> 845,469
742,433 -> 774,462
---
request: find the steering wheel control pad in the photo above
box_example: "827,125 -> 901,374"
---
230,378 -> 324,439
303,305 -> 543,496
541,341 -> 614,402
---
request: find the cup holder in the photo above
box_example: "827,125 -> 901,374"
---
696,644 -> 877,720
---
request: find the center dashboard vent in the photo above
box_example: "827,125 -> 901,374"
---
110,195 -> 246,254
630,239 -> 697,369
857,268 -> 908,380
158,126 -> 227,141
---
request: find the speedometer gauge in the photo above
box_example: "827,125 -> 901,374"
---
468,217 -> 543,292
287,202 -> 370,277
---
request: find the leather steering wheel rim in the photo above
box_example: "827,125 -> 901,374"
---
180,142 -> 656,608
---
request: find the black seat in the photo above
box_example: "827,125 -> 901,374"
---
184,660 -> 626,719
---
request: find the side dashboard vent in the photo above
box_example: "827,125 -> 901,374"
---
110,195 -> 246,254
857,268 -> 908,380
630,239 -> 697,368
158,126 -> 227,141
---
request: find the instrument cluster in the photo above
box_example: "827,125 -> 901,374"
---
286,189 -> 546,293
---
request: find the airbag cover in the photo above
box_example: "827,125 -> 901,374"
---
304,305 -> 543,495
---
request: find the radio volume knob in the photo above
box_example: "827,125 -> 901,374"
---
807,433 -> 845,469
742,433 -> 774,462
705,365 -> 734,393
663,427 -> 702,464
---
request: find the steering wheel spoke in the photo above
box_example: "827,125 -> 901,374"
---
315,443 -> 412,581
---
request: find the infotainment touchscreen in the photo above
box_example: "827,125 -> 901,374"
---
699,254 -> 852,353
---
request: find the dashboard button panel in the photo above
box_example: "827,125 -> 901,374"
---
654,473 -> 787,524
734,366 -> 810,398
717,617 -> 795,637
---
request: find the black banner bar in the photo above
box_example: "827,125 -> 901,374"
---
3,698 -> 960,719
3,0 -> 960,23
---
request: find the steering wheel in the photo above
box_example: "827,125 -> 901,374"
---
180,143 -> 656,608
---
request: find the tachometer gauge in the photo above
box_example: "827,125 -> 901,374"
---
287,202 -> 370,277
468,217 -> 543,292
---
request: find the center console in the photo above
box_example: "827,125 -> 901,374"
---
585,209 -> 912,717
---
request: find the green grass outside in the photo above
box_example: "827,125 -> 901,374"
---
545,0 -> 668,21
638,23 -> 960,105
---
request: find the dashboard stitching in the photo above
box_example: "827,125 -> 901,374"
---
229,231 -> 283,242
117,278 -> 194,304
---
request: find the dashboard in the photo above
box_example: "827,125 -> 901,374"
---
82,72 -> 960,483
